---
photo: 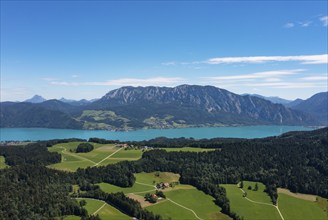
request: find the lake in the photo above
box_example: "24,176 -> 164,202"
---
0,126 -> 314,141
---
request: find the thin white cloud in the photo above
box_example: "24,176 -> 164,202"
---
244,82 -> 327,89
205,54 -> 328,65
203,69 -> 305,81
299,21 -> 312,27
300,75 -> 328,81
284,22 -> 295,28
71,75 -> 79,78
161,61 -> 176,66
320,16 -> 328,26
50,77 -> 185,87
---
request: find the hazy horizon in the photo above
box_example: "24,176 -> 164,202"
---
3,84 -> 328,102
1,1 -> 327,101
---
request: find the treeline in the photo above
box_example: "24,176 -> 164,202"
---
0,138 -> 85,166
0,165 -> 88,219
127,136 -> 246,149
76,143 -> 94,153
75,162 -> 135,187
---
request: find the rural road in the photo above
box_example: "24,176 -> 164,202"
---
92,147 -> 124,167
59,147 -> 96,165
239,188 -> 285,220
167,198 -> 204,220
134,181 -> 204,220
59,146 -> 124,167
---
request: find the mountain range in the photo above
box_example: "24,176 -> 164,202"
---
1,85 -> 326,130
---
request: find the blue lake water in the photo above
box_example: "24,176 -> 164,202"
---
0,126 -> 314,141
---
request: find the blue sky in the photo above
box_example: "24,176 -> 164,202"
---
1,1 -> 327,101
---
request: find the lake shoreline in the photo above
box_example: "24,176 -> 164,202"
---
0,125 -> 315,142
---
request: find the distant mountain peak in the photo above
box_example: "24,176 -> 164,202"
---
24,95 -> 46,103
243,93 -> 292,104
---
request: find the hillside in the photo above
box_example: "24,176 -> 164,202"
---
289,92 -> 328,125
0,102 -> 83,129
89,85 -> 315,129
0,85 -> 318,130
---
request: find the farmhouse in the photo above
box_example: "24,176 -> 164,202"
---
157,182 -> 170,189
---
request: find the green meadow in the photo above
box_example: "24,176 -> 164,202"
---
47,142 -> 143,171
222,181 -> 327,220
47,142 -> 215,172
64,198 -> 130,220
278,193 -> 327,220
0,156 -> 8,169
222,182 -> 281,220
99,172 -> 231,220
146,188 -> 230,220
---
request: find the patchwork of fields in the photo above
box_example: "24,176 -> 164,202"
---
99,172 -> 231,220
46,142 -> 328,220
47,142 -> 143,171
47,142 -> 213,172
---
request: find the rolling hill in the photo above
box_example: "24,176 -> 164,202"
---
289,92 -> 328,125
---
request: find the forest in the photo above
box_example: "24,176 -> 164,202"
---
0,128 -> 327,220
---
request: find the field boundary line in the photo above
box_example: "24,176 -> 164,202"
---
167,198 -> 204,220
129,189 -> 156,194
92,147 -> 124,167
135,181 -> 157,188
93,202 -> 106,215
59,147 -> 96,165
239,188 -> 285,220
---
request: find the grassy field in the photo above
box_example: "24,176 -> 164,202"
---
222,182 -> 281,220
64,198 -> 130,220
98,172 -> 179,194
0,156 -> 8,169
47,142 -> 215,172
241,181 -> 272,204
99,172 -> 231,220
278,193 -> 327,220
47,142 -> 143,171
146,188 -> 230,220
222,181 -> 328,220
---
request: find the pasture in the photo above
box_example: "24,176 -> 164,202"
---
222,182 -> 281,220
278,193 -> 327,220
64,198 -> 130,220
222,181 -> 328,220
0,156 -> 8,169
99,172 -> 231,220
47,142 -> 143,171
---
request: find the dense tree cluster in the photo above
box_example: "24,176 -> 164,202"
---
88,138 -> 118,144
128,136 -> 245,149
0,165 -> 87,219
76,143 -> 94,153
0,139 -> 85,166
74,161 -> 135,187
